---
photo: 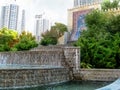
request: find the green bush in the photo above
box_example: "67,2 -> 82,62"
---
13,31 -> 38,51
75,9 -> 120,68
40,37 -> 57,46
0,44 -> 10,52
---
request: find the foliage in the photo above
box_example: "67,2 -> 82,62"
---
0,27 -> 18,51
41,22 -> 67,46
85,10 -> 111,30
102,0 -> 120,10
40,37 -> 57,46
14,31 -> 38,51
41,29 -> 58,46
0,44 -> 10,52
106,14 -> 120,34
42,29 -> 58,39
0,28 -> 38,51
112,33 -> 120,68
81,62 -> 92,69
76,29 -> 116,68
75,9 -> 120,68
51,22 -> 68,38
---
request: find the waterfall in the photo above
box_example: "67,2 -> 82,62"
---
75,49 -> 79,70
0,55 -> 7,65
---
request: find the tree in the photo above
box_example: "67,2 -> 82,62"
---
106,14 -> 120,34
41,30 -> 58,46
102,0 -> 120,10
75,28 -> 116,68
0,28 -> 38,51
40,22 -> 67,46
85,10 -> 111,30
75,9 -> 120,68
51,22 -> 68,37
40,37 -> 57,46
0,27 -> 18,51
111,33 -> 120,68
14,31 -> 38,50
42,29 -> 58,39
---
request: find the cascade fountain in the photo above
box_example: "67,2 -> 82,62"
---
0,46 -> 80,89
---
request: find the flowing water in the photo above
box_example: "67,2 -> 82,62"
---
6,81 -> 111,90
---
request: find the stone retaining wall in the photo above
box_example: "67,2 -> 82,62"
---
31,45 -> 81,73
74,69 -> 120,81
0,46 -> 80,73
64,47 -> 80,73
0,67 -> 69,89
0,46 -> 80,88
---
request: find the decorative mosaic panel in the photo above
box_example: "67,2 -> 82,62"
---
70,9 -> 92,41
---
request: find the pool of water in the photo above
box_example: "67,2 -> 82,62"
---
6,81 -> 111,90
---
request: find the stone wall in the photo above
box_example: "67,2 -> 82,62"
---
0,46 -> 80,88
30,45 -> 63,51
0,46 -> 81,73
31,46 -> 81,74
1,46 -> 120,88
74,69 -> 120,81
0,67 -> 69,89
63,47 -> 80,73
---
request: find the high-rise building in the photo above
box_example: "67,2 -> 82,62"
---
35,15 -> 49,42
1,4 -> 19,30
1,6 -> 9,28
74,0 -> 103,7
21,9 -> 25,31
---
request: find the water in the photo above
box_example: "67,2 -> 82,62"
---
0,64 -> 63,69
6,81 -> 111,90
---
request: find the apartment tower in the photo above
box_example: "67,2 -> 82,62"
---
1,4 -> 19,30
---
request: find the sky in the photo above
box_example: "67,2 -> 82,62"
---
0,0 -> 73,33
